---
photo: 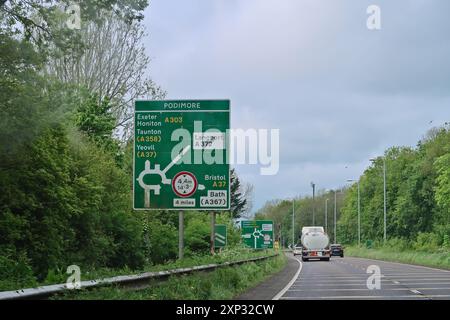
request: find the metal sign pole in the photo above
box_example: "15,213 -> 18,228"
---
210,212 -> 216,255
179,210 -> 184,259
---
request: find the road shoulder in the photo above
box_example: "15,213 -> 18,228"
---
236,252 -> 299,300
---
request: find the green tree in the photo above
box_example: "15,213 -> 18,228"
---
230,169 -> 250,219
185,214 -> 210,254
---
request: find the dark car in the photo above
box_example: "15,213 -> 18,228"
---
330,244 -> 344,257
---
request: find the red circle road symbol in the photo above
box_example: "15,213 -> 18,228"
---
172,171 -> 198,198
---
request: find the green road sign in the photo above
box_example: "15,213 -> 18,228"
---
241,220 -> 274,249
133,100 -> 230,210
214,224 -> 227,248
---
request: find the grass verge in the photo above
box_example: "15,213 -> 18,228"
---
0,247 -> 275,291
346,246 -> 450,270
54,254 -> 287,300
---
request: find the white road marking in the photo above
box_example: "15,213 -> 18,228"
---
385,278 -> 450,282
394,282 -> 450,285
382,272 -> 450,275
295,279 -> 393,283
384,274 -> 450,279
413,288 -> 450,290
346,257 -> 450,273
272,255 -> 303,300
290,281 -> 450,288
327,275 -> 450,279
294,275 -> 379,278
290,283 -> 408,287
280,295 -> 426,300
277,257 -> 450,300
287,287 -> 450,292
296,278 -> 450,284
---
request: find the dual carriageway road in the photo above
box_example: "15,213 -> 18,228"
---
239,254 -> 450,300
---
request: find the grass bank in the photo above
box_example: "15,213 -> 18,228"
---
346,246 -> 450,270
0,247 -> 275,291
55,253 -> 287,300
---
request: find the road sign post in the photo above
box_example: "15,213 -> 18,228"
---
214,224 -> 227,248
133,100 -> 230,210
241,220 -> 274,249
179,210 -> 184,259
210,212 -> 216,255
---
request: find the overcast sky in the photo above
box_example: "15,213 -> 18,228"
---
143,0 -> 450,212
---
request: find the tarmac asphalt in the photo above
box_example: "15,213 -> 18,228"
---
238,253 -> 450,300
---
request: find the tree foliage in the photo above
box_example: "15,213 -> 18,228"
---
256,126 -> 450,251
45,10 -> 166,140
0,2 -> 255,288
230,168 -> 252,219
337,126 -> 450,249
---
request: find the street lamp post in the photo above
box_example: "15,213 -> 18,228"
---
332,189 -> 343,244
292,198 -> 295,247
383,158 -> 387,243
311,182 -> 316,225
370,157 -> 387,244
325,199 -> 329,233
347,179 -> 361,246
334,190 -> 338,244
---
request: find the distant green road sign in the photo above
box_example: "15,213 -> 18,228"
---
133,100 -> 230,210
214,224 -> 227,248
241,220 -> 274,249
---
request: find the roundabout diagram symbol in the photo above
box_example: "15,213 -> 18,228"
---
172,171 -> 198,197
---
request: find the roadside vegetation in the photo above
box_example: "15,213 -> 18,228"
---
346,244 -> 450,270
0,246 -> 276,291
54,253 -> 286,300
0,1 -> 254,292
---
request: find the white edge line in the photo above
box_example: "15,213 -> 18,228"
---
349,256 -> 450,273
272,255 -> 302,300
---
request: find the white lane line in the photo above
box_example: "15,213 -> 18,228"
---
293,275 -> 450,279
280,295 -> 426,300
393,282 -> 450,286
382,272 -> 450,275
290,283 -> 408,287
290,282 -> 450,287
347,257 -> 450,273
288,288 -> 427,292
413,288 -> 450,290
383,275 -> 450,278
287,287 -> 450,291
297,278 -> 450,283
387,279 -> 450,282
294,275 -> 376,278
272,255 -> 303,300
295,279 -> 393,283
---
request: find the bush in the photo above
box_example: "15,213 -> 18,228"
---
384,238 -> 410,251
147,218 -> 178,264
0,251 -> 37,290
414,232 -> 441,251
185,214 -> 210,254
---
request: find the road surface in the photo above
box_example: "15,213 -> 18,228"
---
241,253 -> 450,300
